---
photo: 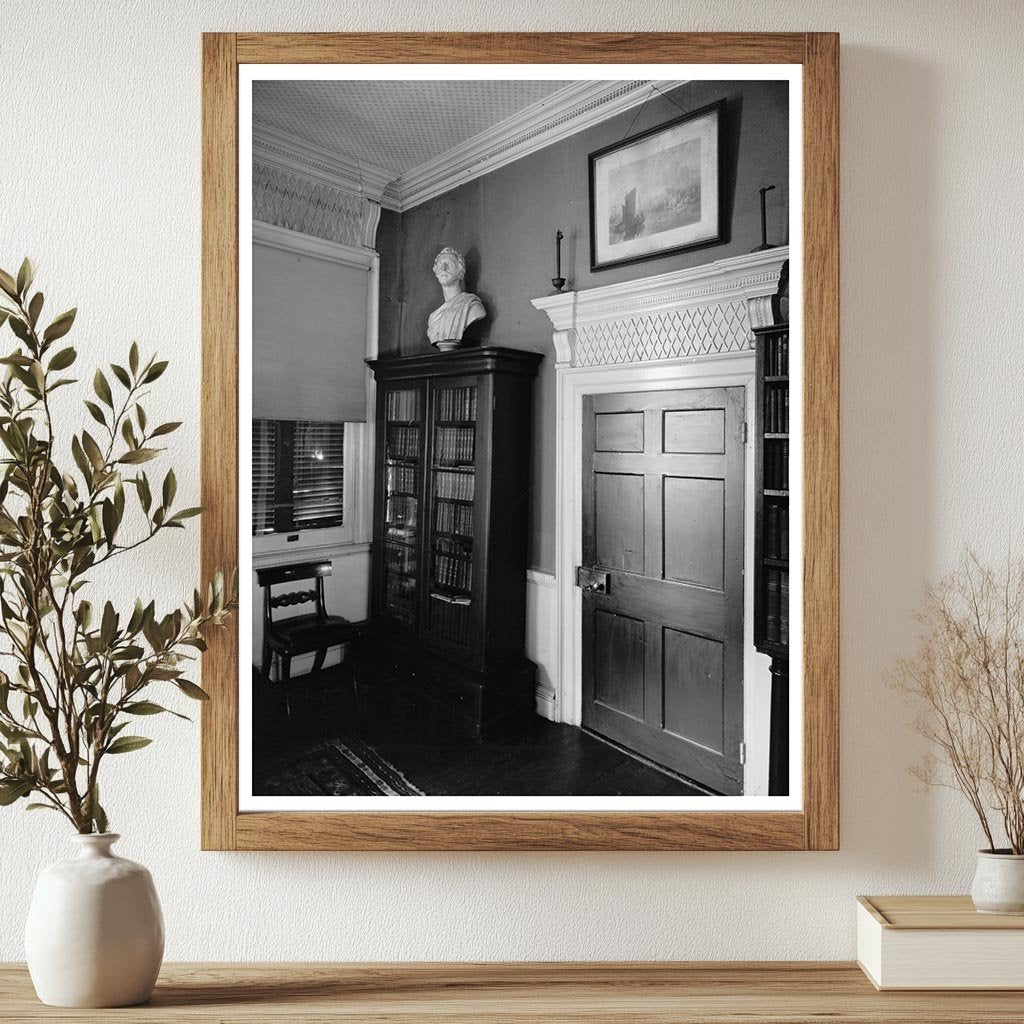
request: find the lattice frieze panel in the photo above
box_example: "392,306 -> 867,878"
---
573,301 -> 751,367
253,161 -> 367,248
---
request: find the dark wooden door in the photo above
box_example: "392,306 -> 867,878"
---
581,387 -> 746,794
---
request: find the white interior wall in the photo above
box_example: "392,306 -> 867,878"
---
2,0 -> 1022,962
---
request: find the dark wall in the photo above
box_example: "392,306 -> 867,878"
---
379,80 -> 789,573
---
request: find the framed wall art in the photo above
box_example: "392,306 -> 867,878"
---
201,32 -> 839,851
589,100 -> 723,271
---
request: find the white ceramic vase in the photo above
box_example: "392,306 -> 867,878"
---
25,833 -> 164,1007
971,850 -> 1024,914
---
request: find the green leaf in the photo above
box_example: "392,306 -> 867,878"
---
92,800 -> 108,835
129,341 -> 139,376
110,363 -> 131,389
71,435 -> 92,482
8,317 -> 32,345
175,679 -> 210,701
136,472 -> 152,513
105,735 -> 152,755
143,360 -> 168,383
26,802 -> 61,813
81,431 -> 105,471
124,700 -> 175,716
0,268 -> 18,300
93,369 -> 113,409
27,291 -> 43,328
136,404 -> 147,432
101,498 -> 116,547
83,400 -> 106,428
149,422 -> 181,438
162,468 -> 176,509
117,448 -> 158,465
121,418 -> 137,450
16,257 -> 34,298
168,507 -> 202,525
43,308 -> 77,344
48,346 -> 77,371
0,779 -> 33,805
100,601 -> 117,647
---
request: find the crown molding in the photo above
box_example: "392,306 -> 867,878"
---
253,122 -> 398,208
253,220 -> 377,271
253,80 -> 688,215
396,79 -> 688,211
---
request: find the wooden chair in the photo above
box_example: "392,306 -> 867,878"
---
256,561 -> 363,687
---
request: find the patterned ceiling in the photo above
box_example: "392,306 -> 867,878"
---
253,80 -> 572,179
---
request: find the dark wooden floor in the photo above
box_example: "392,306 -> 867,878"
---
252,665 -> 709,797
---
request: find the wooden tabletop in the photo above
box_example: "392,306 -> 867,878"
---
3,962 -> 1024,1023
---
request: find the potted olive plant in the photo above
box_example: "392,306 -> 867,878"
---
894,552 -> 1024,913
0,260 -> 236,1006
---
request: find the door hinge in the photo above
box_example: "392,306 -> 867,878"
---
741,421 -> 749,444
739,741 -> 747,765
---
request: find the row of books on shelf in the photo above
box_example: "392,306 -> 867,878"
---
386,463 -> 418,494
435,499 -> 474,537
763,439 -> 789,491
429,594 -> 471,645
762,501 -> 789,561
436,386 -> 477,422
763,567 -> 789,647
384,542 -> 417,576
764,333 -> 789,376
386,390 -> 420,423
434,426 -> 475,465
385,495 -> 418,530
764,386 -> 789,433
432,550 -> 472,592
387,424 -> 420,460
434,469 -> 475,501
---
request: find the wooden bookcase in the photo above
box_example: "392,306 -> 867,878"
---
752,323 -> 789,796
365,346 -> 543,738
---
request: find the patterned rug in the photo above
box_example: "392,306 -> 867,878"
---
254,734 -> 424,797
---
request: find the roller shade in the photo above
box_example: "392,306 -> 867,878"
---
252,240 -> 369,422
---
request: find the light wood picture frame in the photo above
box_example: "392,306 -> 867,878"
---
201,32 -> 839,851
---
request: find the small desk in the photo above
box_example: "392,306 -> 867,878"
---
2,962 -> 1022,1023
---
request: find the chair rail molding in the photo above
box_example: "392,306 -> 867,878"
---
532,247 -> 788,368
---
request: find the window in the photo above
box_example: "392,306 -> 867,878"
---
252,420 -> 345,535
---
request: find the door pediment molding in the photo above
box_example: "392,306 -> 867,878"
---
532,248 -> 787,368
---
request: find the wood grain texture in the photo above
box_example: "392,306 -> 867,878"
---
861,896 -> 1024,930
234,810 -> 805,851
2,962 -> 1022,1023
236,32 -> 807,65
801,32 -> 841,852
200,32 -> 239,852
200,32 -> 841,851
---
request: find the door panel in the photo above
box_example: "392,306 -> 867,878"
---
594,473 -> 645,574
596,410 -> 645,452
593,610 -> 645,720
581,386 -> 745,794
663,627 -> 725,753
663,476 -> 725,589
663,408 -> 726,454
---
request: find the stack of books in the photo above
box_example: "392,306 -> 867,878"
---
857,895 -> 1024,989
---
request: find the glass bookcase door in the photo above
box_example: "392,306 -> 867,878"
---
382,387 -> 422,626
427,382 -> 478,651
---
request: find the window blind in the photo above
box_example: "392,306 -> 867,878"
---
252,242 -> 368,423
252,419 -> 344,535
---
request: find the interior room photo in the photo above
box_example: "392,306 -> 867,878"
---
246,75 -> 793,802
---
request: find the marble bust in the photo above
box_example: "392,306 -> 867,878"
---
426,247 -> 486,350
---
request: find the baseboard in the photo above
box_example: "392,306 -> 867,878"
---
525,569 -> 558,720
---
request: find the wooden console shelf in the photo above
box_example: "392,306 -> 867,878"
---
2,962 -> 1022,1022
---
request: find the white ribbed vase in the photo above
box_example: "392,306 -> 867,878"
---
971,850 -> 1024,915
25,833 -> 164,1007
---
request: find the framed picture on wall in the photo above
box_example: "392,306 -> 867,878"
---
589,100 -> 723,271
201,32 -> 839,852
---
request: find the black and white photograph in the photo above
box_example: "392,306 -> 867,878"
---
240,68 -> 799,808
